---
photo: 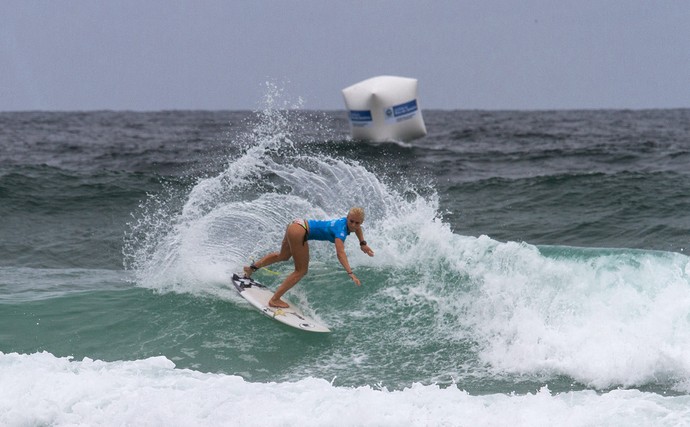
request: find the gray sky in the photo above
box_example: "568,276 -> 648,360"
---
2,1 -> 688,111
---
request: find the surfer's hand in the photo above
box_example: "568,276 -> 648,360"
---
361,244 -> 374,257
350,273 -> 361,286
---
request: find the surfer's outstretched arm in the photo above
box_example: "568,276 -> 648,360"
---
335,238 -> 361,286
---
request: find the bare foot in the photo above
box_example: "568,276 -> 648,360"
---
243,265 -> 253,278
268,298 -> 289,308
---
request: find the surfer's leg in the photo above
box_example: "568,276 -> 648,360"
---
243,227 -> 293,277
269,224 -> 309,308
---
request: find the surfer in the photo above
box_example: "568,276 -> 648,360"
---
243,207 -> 375,308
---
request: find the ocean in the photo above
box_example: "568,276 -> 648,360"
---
1,98 -> 689,425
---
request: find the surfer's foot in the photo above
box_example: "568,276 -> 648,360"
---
269,298 -> 289,308
244,263 -> 261,278
243,265 -> 253,278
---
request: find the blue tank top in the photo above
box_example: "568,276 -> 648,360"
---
307,217 -> 349,243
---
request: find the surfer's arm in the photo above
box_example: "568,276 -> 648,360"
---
335,238 -> 361,286
354,228 -> 374,257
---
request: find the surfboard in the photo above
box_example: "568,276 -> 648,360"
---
231,274 -> 331,333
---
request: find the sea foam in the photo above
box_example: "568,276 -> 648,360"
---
2,351 -> 690,427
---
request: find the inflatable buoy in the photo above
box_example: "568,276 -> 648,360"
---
342,76 -> 427,142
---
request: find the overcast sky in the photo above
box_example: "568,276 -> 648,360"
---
1,1 -> 688,111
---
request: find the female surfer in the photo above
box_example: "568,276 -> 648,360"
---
243,207 -> 375,308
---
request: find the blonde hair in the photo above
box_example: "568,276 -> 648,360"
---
348,207 -> 365,221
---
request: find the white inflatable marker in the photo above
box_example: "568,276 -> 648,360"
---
342,75 -> 427,142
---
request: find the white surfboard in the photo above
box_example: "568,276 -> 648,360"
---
231,274 -> 331,333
